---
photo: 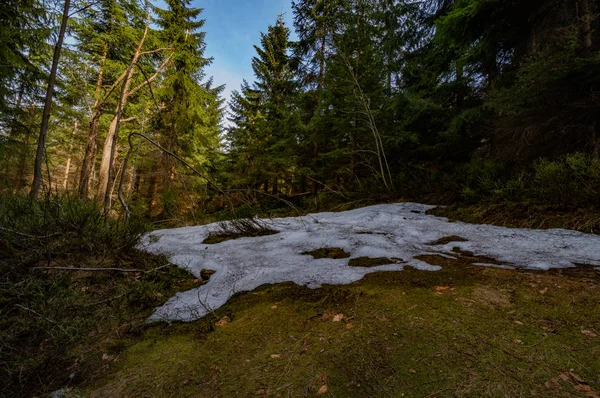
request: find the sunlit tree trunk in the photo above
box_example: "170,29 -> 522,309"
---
63,121 -> 78,190
96,15 -> 173,214
30,0 -> 71,200
79,47 -> 107,198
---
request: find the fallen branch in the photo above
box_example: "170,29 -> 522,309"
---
32,266 -> 142,273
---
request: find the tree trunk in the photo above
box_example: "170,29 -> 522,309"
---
30,0 -> 71,200
146,166 -> 158,214
63,121 -> 78,190
97,111 -> 121,203
79,47 -> 107,198
14,127 -> 31,192
580,0 -> 593,49
96,14 -> 150,213
13,84 -> 26,192
387,52 -> 392,92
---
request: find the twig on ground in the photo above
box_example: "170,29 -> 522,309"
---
32,267 -> 142,273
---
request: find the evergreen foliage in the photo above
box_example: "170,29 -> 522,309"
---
0,0 -> 599,215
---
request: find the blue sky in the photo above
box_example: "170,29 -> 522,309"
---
196,0 -> 297,107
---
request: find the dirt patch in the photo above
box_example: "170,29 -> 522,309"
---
428,235 -> 469,245
302,248 -> 350,259
200,269 -> 216,281
347,257 -> 399,267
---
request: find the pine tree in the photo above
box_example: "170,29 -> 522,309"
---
228,15 -> 298,194
292,0 -> 341,192
147,0 -> 223,214
227,80 -> 267,187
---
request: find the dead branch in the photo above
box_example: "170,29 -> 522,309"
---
140,47 -> 174,56
128,52 -> 174,97
32,267 -> 142,272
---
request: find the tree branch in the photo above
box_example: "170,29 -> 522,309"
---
140,47 -> 174,56
128,52 -> 174,97
32,266 -> 143,272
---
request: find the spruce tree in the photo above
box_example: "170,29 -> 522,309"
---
228,15 -> 298,194
150,0 -> 223,214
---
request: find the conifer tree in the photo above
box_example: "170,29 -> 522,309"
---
228,16 -> 298,194
147,0 -> 223,214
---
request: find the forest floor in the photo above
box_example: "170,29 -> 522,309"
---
82,255 -> 600,397
68,203 -> 600,397
430,202 -> 600,235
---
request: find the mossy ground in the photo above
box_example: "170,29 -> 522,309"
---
82,255 -> 600,397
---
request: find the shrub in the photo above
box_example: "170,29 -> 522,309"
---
0,193 -> 195,397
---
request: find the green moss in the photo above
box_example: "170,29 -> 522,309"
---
430,203 -> 600,235
347,256 -> 396,267
86,256 -> 600,397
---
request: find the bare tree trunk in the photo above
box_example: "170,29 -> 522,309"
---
14,131 -> 30,192
580,0 -> 593,49
13,84 -> 26,192
96,16 -> 173,214
146,166 -> 158,214
96,13 -> 150,212
387,52 -> 392,92
63,121 -> 78,190
30,0 -> 70,200
79,47 -> 107,198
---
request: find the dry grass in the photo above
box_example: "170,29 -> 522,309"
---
203,217 -> 279,244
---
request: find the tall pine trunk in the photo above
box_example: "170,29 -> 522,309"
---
580,0 -> 592,49
79,47 -> 107,198
96,15 -> 150,212
63,121 -> 78,190
30,0 -> 70,200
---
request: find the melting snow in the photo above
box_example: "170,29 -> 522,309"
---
140,202 -> 600,322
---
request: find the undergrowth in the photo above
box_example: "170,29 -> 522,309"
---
0,194 -> 197,397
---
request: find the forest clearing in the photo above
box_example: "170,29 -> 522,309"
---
2,0 -> 600,396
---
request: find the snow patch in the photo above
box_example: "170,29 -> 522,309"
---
140,202 -> 600,322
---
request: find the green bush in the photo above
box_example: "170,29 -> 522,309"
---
449,153 -> 600,208
0,193 -> 148,273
